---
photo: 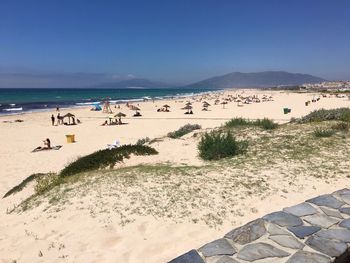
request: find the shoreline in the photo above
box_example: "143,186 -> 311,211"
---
0,88 -> 221,117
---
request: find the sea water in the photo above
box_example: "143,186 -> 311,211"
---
0,87 -> 216,115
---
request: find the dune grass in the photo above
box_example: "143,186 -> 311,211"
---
198,130 -> 247,160
313,128 -> 335,138
60,144 -> 158,177
167,124 -> 201,138
225,117 -> 278,130
298,108 -> 350,123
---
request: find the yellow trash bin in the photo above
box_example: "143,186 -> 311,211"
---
66,134 -> 75,143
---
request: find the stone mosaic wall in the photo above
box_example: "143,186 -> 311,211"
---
169,188 -> 350,263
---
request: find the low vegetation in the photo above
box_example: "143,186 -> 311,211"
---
298,108 -> 350,123
168,123 -> 201,138
198,130 -> 247,160
331,122 -> 349,132
225,117 -> 278,130
313,128 -> 335,138
136,137 -> 151,145
60,144 -> 158,177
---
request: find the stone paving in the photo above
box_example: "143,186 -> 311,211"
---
169,188 -> 350,263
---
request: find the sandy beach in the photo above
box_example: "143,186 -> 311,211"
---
1,89 -> 350,263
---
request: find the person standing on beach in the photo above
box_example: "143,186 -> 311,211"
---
57,113 -> 61,125
51,114 -> 55,126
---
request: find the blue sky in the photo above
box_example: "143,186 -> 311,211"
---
1,0 -> 349,84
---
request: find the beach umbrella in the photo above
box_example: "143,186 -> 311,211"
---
115,112 -> 126,117
115,112 -> 126,123
185,102 -> 192,106
221,101 -> 228,108
203,102 -> 211,107
182,105 -> 192,113
162,104 -> 171,112
131,105 -> 140,111
63,113 -> 75,124
182,105 -> 192,110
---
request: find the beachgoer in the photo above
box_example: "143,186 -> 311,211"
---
43,138 -> 51,149
51,114 -> 55,126
57,113 -> 61,125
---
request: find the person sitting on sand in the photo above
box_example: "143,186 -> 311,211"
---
33,138 -> 51,152
44,138 -> 51,149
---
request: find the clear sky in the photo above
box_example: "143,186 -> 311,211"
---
1,0 -> 349,84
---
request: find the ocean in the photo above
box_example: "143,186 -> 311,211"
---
0,88 -> 216,115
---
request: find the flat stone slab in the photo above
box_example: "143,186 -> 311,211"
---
283,202 -> 318,217
268,223 -> 291,236
339,218 -> 350,229
269,235 -> 305,249
286,251 -> 331,263
237,242 -> 290,261
303,214 -> 339,228
334,188 -> 350,196
168,249 -> 205,263
316,229 -> 350,243
210,255 -> 240,263
320,206 -> 343,219
224,218 -> 266,245
199,238 -> 236,257
305,236 -> 347,257
339,206 -> 350,215
263,211 -> 303,227
339,194 -> 350,205
306,194 -> 344,209
287,225 -> 321,239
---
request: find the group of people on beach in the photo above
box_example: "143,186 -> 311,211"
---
51,113 -> 80,126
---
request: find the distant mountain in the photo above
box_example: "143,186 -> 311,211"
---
0,72 -> 172,89
94,78 -> 170,88
185,71 -> 326,89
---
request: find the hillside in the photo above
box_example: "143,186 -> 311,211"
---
185,71 -> 326,89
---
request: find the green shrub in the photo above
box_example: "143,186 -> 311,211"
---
331,122 -> 349,132
168,124 -> 201,138
313,128 -> 335,138
198,130 -> 247,160
60,145 -> 158,177
254,118 -> 279,130
225,118 -> 278,130
225,118 -> 251,127
35,173 -> 61,194
299,108 -> 350,123
136,137 -> 150,145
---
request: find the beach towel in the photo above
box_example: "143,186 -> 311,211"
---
32,145 -> 62,153
107,140 -> 120,150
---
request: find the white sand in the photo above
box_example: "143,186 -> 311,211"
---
0,89 -> 349,262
